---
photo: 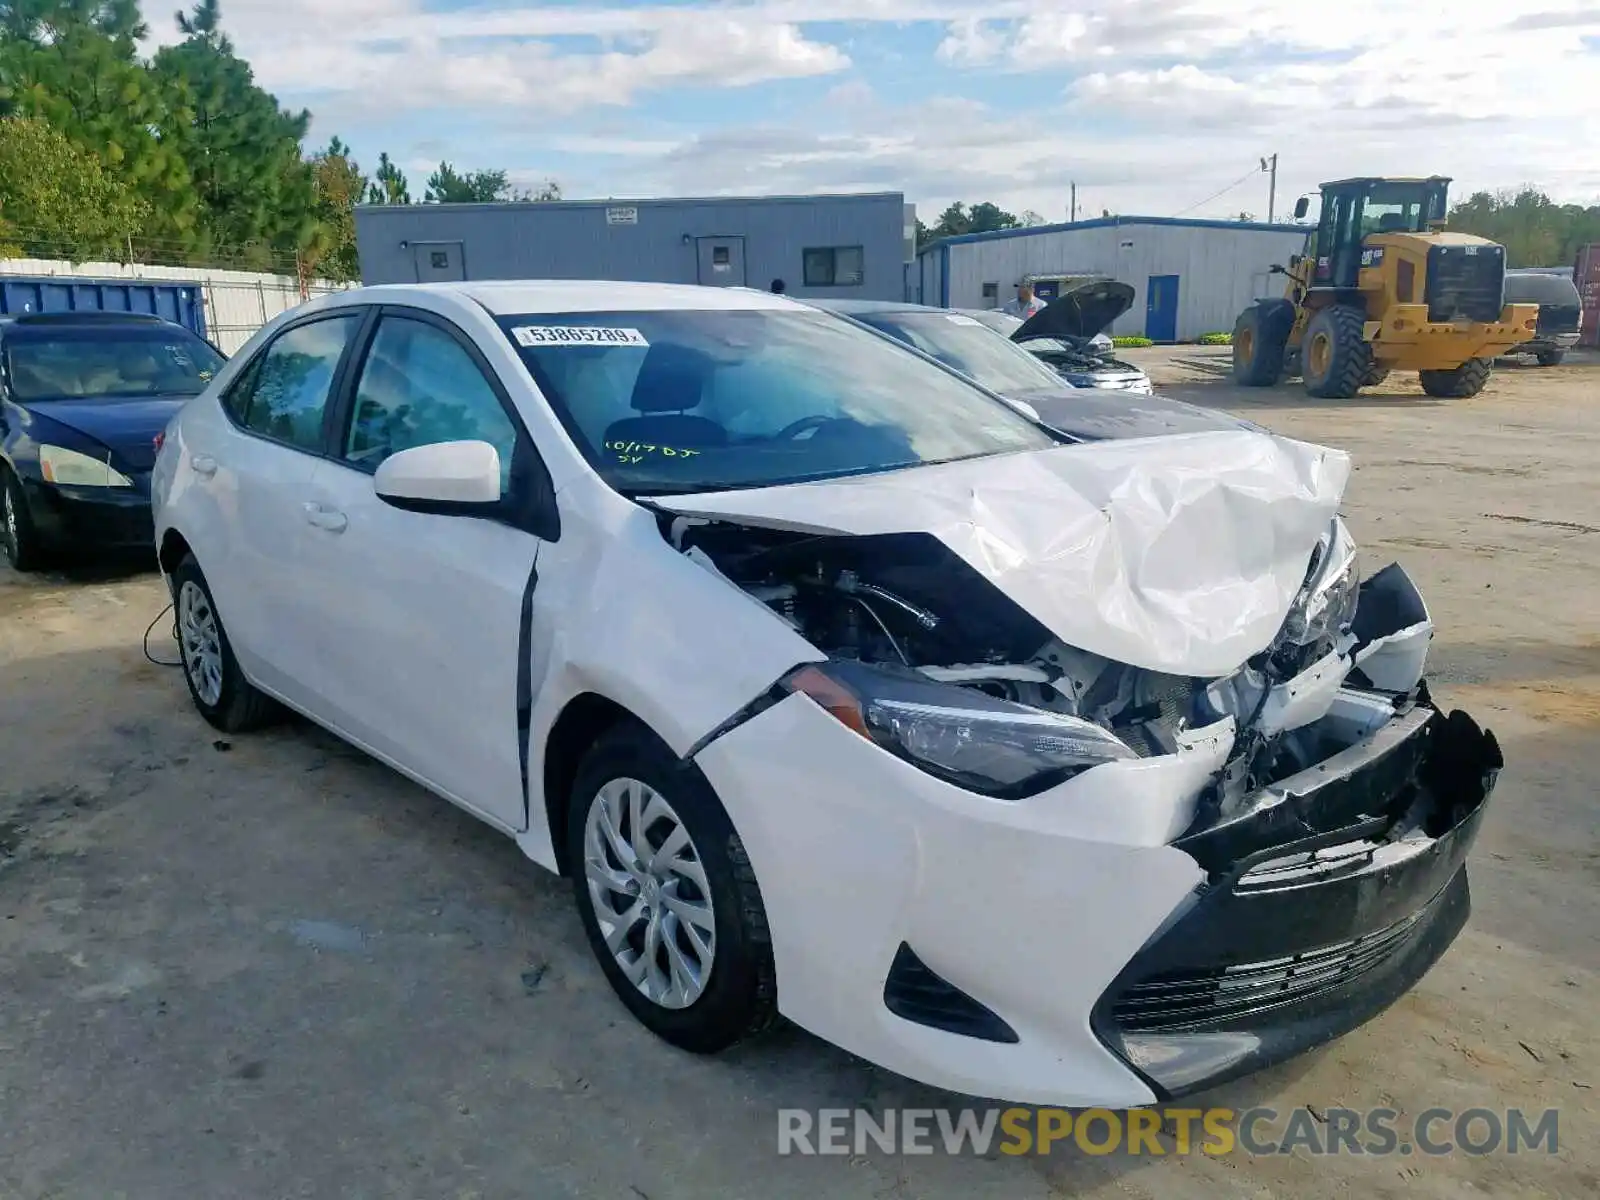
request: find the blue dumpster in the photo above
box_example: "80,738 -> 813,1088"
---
0,275 -> 208,338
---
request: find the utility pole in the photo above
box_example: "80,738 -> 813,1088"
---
1070,182 -> 1077,223
1260,154 -> 1278,223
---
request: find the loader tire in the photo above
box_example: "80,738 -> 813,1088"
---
1360,363 -> 1391,388
1419,358 -> 1492,398
1301,305 -> 1370,399
1232,301 -> 1292,387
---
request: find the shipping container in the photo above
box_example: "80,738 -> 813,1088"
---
0,275 -> 208,339
1575,244 -> 1600,349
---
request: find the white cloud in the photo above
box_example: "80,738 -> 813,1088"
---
935,19 -> 1008,65
134,1 -> 1600,214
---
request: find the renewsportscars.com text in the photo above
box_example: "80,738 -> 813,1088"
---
777,1106 -> 1560,1158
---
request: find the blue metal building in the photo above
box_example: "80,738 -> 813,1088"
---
912,216 -> 1309,342
355,193 -> 916,302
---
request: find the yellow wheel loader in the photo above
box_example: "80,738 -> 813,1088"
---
1233,177 -> 1539,398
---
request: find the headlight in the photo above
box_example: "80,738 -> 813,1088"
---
784,661 -> 1136,798
39,445 -> 133,488
1279,519 -> 1359,647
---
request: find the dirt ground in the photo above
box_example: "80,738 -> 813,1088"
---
3,349 -> 1598,1199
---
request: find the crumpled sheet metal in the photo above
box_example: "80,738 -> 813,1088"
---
653,430 -> 1351,677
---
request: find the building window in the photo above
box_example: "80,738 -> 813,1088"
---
803,245 -> 864,287
430,251 -> 450,270
981,282 -> 999,306
713,245 -> 731,267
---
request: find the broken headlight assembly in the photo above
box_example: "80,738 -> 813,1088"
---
784,660 -> 1136,799
1278,519 -> 1360,648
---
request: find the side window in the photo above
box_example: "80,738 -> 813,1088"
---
232,316 -> 359,451
342,315 -> 520,489
803,246 -> 865,287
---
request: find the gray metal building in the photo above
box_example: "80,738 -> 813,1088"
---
356,192 -> 915,301
913,216 -> 1309,342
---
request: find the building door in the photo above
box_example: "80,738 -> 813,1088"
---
412,241 -> 466,283
1145,274 -> 1179,342
696,237 -> 747,287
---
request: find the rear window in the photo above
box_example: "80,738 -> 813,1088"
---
5,325 -> 226,401
1504,273 -> 1581,306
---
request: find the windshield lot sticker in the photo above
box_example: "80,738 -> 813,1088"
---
514,326 -> 649,347
606,440 -> 702,465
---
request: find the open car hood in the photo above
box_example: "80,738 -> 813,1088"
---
649,430 -> 1351,677
1014,280 -> 1136,342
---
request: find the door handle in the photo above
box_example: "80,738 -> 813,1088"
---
302,503 -> 348,534
191,454 -> 217,477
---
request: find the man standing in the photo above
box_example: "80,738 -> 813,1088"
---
1003,281 -> 1045,318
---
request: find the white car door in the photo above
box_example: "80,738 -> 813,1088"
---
294,308 -> 550,831
194,311 -> 366,706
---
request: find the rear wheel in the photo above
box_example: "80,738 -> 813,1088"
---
1419,358 -> 1492,398
1536,349 -> 1565,367
1232,304 -> 1289,386
1360,363 -> 1391,388
568,725 -> 778,1054
1301,305 -> 1370,399
1,466 -> 45,573
172,554 -> 280,732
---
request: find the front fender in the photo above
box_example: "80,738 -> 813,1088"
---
518,492 -> 824,866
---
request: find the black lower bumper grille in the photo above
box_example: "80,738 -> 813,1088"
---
1111,892 -> 1436,1033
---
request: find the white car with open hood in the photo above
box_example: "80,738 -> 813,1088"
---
151,281 -> 1503,1106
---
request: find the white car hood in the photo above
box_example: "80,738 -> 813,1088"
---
650,430 -> 1351,677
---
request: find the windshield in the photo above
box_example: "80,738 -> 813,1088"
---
964,309 -> 1025,337
1358,183 -> 1443,236
499,308 -> 1057,494
853,311 -> 1068,395
5,326 -> 225,401
1504,272 -> 1581,306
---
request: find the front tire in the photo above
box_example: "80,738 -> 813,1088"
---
1232,303 -> 1290,386
1,467 -> 45,572
1301,305 -> 1370,399
1419,358 -> 1492,398
1360,363 -> 1391,387
567,725 -> 777,1054
172,554 -> 280,732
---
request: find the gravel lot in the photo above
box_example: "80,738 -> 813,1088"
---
3,349 -> 1597,1198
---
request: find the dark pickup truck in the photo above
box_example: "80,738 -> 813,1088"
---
1505,270 -> 1583,366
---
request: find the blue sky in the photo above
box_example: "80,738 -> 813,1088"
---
145,1 -> 1600,220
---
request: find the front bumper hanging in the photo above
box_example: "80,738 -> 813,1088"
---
1092,698 -> 1503,1098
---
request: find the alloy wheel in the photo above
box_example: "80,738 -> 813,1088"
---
178,580 -> 225,707
583,777 -> 717,1010
2,484 -> 16,563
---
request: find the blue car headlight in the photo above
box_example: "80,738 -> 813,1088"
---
39,444 -> 133,488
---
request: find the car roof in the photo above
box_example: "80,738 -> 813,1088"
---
0,311 -> 193,339
328,280 -> 802,316
808,299 -> 950,318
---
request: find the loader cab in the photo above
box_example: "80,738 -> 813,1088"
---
1310,178 -> 1451,289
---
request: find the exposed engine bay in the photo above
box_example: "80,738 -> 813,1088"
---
1025,338 -> 1146,378
667,510 -> 1440,821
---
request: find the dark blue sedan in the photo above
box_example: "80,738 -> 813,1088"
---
0,312 -> 226,571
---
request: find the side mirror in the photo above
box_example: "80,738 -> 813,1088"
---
1294,196 -> 1310,220
375,440 -> 502,514
1269,264 -> 1288,276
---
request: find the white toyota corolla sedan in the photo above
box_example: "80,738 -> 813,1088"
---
151,281 -> 1503,1106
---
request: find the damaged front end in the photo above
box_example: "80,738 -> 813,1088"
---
1086,547 -> 1504,1098
661,496 -> 1501,1097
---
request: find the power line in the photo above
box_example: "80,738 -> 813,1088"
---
1172,167 -> 1262,218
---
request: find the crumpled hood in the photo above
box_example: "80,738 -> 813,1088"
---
1015,281 -> 1136,342
650,430 -> 1352,677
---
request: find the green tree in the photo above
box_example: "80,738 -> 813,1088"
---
1448,187 -> 1600,267
0,114 -> 147,258
152,0 -> 317,268
304,136 -> 365,282
366,152 -> 411,205
919,200 -> 1022,246
0,0 -> 202,250
425,161 -> 506,203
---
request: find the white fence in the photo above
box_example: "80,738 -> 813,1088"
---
0,257 -> 353,354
